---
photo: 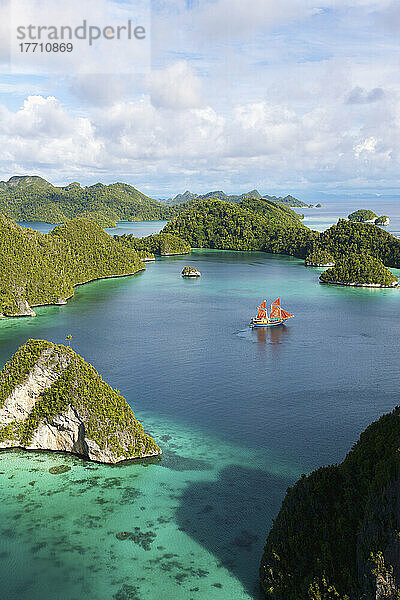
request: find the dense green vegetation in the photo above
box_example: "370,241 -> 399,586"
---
316,219 -> 400,268
0,215 -> 145,316
375,215 -> 389,225
305,249 -> 335,266
348,209 -> 377,222
0,339 -> 51,408
163,202 -> 400,284
168,189 -> 308,207
163,198 -> 309,252
0,175 -> 172,224
0,339 -> 160,459
263,194 -> 309,208
163,199 -> 400,271
115,232 -> 191,256
260,406 -> 400,600
320,254 -> 398,286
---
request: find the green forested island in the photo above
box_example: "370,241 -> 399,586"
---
0,215 -> 146,317
348,209 -> 377,222
114,232 -> 191,256
0,176 -> 308,224
168,189 -> 309,207
260,405 -> 400,600
320,254 -> 398,287
163,197 -> 309,251
0,339 -> 160,463
0,176 -> 173,224
164,201 -> 400,280
1,194 -> 399,321
348,209 -> 390,226
316,219 -> 400,267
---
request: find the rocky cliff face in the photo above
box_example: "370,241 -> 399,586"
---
0,339 -> 160,463
260,407 -> 400,600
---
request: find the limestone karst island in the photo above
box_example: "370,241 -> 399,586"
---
0,339 -> 160,463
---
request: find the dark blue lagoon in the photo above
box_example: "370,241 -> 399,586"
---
1,222 -> 400,600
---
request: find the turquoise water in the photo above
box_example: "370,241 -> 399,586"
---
1,209 -> 400,599
17,220 -> 168,237
301,198 -> 400,235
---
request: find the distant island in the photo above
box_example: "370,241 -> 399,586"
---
0,175 -> 312,226
320,254 -> 398,287
167,189 -> 310,208
164,200 -> 400,283
0,339 -> 160,463
114,232 -> 190,256
1,191 -> 398,319
260,404 -> 400,599
348,209 -> 390,226
0,175 -> 173,225
0,215 -> 148,317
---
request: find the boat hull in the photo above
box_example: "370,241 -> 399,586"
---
249,319 -> 288,328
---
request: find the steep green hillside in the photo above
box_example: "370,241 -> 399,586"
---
317,219 -> 400,268
0,339 -> 160,463
163,198 -> 308,252
0,176 -> 172,224
0,215 -> 145,316
260,406 -> 400,600
320,254 -> 398,287
115,232 -> 190,255
305,249 -> 335,266
163,202 -> 400,268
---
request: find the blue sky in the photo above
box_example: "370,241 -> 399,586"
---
1,0 -> 400,200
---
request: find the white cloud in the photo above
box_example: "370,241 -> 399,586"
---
148,61 -> 203,109
0,96 -> 102,171
2,0 -> 400,193
2,90 -> 400,193
354,136 -> 377,157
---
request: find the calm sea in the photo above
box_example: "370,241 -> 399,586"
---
0,201 -> 398,600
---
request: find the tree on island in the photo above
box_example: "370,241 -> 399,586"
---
375,215 -> 390,225
319,254 -> 398,286
305,249 -> 335,267
348,209 -> 377,223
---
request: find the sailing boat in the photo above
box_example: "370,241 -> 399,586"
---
249,298 -> 294,328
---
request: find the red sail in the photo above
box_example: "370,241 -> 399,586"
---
257,300 -> 267,319
269,298 -> 281,319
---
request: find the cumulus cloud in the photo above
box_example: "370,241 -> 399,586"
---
147,61 -> 203,109
346,87 -> 385,104
0,96 -> 102,172
1,90 -> 400,193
